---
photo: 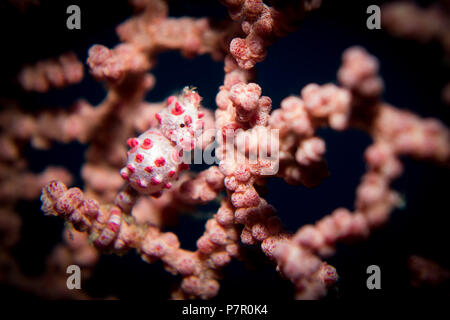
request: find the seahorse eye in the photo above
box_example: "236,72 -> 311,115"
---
180,123 -> 185,128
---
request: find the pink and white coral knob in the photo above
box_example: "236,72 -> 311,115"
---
120,87 -> 203,197
156,87 -> 205,151
120,130 -> 183,196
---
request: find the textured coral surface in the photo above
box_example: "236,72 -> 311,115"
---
0,0 -> 449,300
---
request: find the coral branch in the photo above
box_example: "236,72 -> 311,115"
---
18,52 -> 84,92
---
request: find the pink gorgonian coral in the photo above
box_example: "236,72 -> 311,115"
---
1,0 -> 449,301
